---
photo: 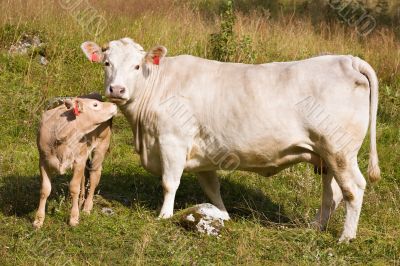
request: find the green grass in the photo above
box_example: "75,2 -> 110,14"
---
0,0 -> 399,264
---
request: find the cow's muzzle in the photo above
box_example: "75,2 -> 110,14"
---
108,85 -> 126,97
107,85 -> 128,104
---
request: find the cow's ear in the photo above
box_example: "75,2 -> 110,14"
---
81,41 -> 104,63
145,45 -> 167,65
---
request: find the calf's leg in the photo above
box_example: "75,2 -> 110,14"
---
83,168 -> 101,214
33,162 -> 52,229
197,171 -> 230,220
83,147 -> 107,213
69,162 -> 85,226
78,166 -> 87,209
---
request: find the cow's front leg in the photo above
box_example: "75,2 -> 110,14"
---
158,138 -> 186,219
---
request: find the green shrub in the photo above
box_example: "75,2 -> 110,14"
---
208,1 -> 255,63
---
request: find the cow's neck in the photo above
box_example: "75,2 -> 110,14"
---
119,65 -> 164,165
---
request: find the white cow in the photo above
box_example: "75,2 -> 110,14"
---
81,38 -> 380,242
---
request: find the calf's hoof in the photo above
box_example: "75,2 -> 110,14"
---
32,219 -> 44,229
69,217 -> 79,227
82,209 -> 91,215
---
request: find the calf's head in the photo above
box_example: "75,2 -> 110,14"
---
64,98 -> 117,133
81,38 -> 167,105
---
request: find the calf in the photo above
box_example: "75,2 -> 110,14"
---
33,94 -> 117,228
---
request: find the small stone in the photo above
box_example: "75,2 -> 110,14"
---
32,35 -> 41,47
186,214 -> 195,222
8,34 -> 45,55
101,207 -> 114,216
39,56 -> 48,65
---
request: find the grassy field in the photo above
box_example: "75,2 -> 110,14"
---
0,0 -> 399,264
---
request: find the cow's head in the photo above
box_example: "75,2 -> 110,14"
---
64,98 -> 117,133
81,38 -> 167,105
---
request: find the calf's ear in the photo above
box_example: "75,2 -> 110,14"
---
145,45 -> 167,65
75,99 -> 84,114
81,41 -> 104,63
64,99 -> 74,109
65,98 -> 84,116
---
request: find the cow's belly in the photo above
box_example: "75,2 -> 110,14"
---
184,131 -> 318,173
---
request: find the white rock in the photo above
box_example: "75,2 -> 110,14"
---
177,203 -> 227,236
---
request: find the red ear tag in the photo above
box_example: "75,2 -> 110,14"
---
153,56 -> 160,65
73,101 -> 80,116
91,53 -> 99,62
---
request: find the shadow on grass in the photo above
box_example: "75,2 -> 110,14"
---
0,170 -> 290,226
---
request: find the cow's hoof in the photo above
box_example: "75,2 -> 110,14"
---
32,220 -> 43,229
69,218 -> 79,227
158,212 -> 173,219
309,221 -> 324,231
220,211 -> 230,221
338,234 -> 355,243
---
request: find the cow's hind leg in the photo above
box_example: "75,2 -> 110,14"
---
313,168 -> 343,230
328,155 -> 366,242
33,162 -> 52,229
197,171 -> 230,220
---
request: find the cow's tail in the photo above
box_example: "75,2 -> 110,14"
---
353,56 -> 381,183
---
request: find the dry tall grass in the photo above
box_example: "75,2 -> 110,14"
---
1,0 -> 398,80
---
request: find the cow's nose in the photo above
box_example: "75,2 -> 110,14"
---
109,85 -> 126,97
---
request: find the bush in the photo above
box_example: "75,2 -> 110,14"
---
208,1 -> 255,63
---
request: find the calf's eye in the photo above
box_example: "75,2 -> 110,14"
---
94,103 -> 98,107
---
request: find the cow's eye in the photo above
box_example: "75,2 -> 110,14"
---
104,61 -> 110,67
135,65 -> 140,70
